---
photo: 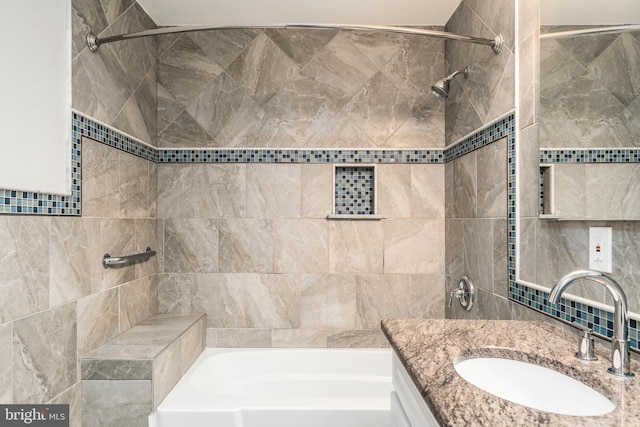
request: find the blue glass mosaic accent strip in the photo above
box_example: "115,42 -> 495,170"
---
510,282 -> 640,352
0,119 -> 82,216
74,113 -> 158,163
335,166 -> 375,215
444,116 -> 514,162
158,149 -> 444,164
540,149 -> 640,164
0,112 -> 158,216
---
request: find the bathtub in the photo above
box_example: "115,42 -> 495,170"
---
149,347 -> 393,427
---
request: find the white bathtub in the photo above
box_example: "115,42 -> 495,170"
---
149,347 -> 393,427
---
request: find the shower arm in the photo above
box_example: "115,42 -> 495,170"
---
86,23 -> 504,54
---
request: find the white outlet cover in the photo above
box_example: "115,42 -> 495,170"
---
589,227 -> 612,273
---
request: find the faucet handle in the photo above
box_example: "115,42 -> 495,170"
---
572,322 -> 597,361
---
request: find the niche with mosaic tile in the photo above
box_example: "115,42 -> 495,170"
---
330,165 -> 380,218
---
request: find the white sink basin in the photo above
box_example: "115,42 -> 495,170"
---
454,357 -> 614,416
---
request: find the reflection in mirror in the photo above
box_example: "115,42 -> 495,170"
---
515,1 -> 640,327
538,24 -> 640,220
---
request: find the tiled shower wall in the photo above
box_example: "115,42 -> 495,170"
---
0,0 -> 158,424
155,28 -> 448,346
444,0 -> 517,319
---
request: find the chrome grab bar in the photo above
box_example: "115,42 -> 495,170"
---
102,247 -> 156,269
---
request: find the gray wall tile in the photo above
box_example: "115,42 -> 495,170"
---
0,322 -> 11,403
13,304 -> 77,402
82,380 -> 152,427
0,217 -> 50,323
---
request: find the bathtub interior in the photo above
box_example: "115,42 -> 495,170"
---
150,347 -> 394,427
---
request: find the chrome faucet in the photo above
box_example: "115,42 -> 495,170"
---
549,270 -> 634,378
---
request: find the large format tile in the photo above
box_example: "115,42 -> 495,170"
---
192,164 -> 246,218
463,219 -> 494,293
476,137 -> 507,219
50,217 -> 100,305
153,341 -> 182,408
218,219 -> 273,273
119,276 -> 158,332
450,152 -> 477,219
157,165 -> 192,219
300,274 -> 357,329
328,221 -> 383,274
302,32 -> 378,104
384,220 -> 445,274
346,72 -> 411,146
226,32 -> 300,106
0,322 -> 11,403
301,165 -> 333,218
188,29 -> 260,69
245,275 -> 301,329
0,217 -> 50,323
82,137 -> 120,217
164,218 -> 218,273
49,382 -> 82,427
274,220 -> 329,273
119,151 -> 152,218
157,274 -> 195,314
246,164 -> 301,218
356,274 -> 442,328
191,274 -> 246,328
376,164 -> 411,218
82,380 -> 152,427
77,289 -> 119,356
411,165 -> 445,218
13,304 -> 77,403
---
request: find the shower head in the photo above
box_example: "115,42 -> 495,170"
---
430,67 -> 469,99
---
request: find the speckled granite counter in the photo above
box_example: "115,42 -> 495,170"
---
381,319 -> 640,427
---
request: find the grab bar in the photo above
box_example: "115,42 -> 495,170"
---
102,247 -> 156,269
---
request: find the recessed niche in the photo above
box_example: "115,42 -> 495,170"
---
329,164 -> 381,219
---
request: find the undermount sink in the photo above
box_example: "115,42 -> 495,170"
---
454,357 -> 615,416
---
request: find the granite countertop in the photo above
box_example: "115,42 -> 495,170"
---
381,319 -> 640,427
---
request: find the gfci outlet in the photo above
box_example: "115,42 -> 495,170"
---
589,227 -> 612,273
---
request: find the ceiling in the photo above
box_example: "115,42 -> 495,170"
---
137,0 -> 640,27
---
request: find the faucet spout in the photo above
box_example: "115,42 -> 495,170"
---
549,270 -> 634,378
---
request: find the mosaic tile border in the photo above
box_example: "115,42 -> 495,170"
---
540,149 -> 640,164
0,110 -> 510,216
1,121 -> 81,216
510,283 -> 640,351
445,115 -> 514,163
0,112 -> 158,216
158,148 -> 444,164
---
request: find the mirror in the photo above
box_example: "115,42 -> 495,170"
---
516,1 -> 640,311
0,1 -> 71,196
538,22 -> 640,220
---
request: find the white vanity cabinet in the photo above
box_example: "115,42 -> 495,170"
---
391,352 -> 440,427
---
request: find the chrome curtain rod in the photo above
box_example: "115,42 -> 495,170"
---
87,23 -> 504,54
540,24 -> 640,40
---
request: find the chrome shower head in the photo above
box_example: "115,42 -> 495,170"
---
430,67 -> 469,98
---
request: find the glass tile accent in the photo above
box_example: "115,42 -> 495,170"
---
334,166 -> 375,215
540,149 -> 640,164
158,148 -> 444,164
0,112 -> 157,216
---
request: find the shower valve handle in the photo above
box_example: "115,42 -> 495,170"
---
448,288 -> 465,307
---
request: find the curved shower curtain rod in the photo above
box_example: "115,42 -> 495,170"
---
86,23 -> 504,54
540,24 -> 640,39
